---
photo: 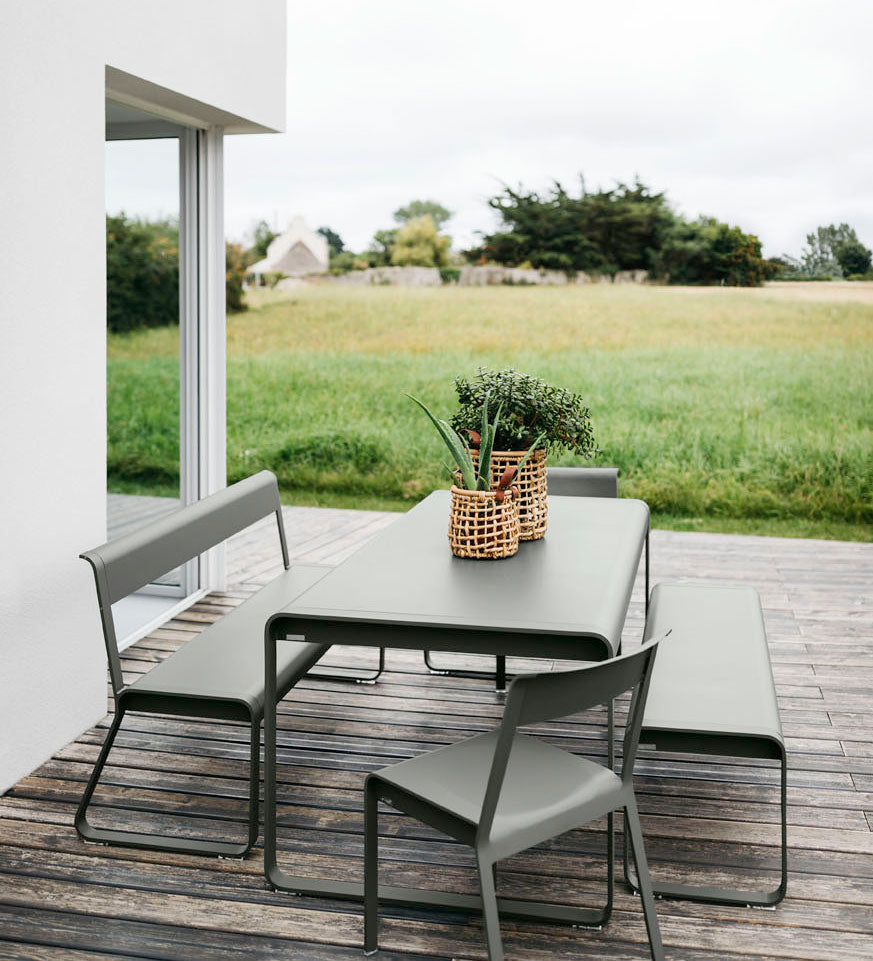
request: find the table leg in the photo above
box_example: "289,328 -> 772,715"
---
264,629 -> 613,925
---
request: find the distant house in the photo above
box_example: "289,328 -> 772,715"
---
250,216 -> 329,277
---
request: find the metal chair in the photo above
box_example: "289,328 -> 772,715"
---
364,632 -> 670,961
425,466 -> 649,691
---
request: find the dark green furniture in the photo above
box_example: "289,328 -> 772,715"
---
77,471 -> 328,857
626,582 -> 788,906
365,634 -> 669,961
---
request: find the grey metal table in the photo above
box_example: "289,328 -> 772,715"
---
264,490 -> 648,926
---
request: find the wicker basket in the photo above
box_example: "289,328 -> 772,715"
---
448,486 -> 520,559
473,448 -> 548,540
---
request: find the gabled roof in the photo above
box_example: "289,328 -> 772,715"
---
250,216 -> 329,273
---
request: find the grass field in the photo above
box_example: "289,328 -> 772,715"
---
107,283 -> 873,541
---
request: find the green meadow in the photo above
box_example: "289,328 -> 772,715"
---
107,283 -> 873,541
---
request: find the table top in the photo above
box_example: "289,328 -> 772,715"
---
270,490 -> 648,657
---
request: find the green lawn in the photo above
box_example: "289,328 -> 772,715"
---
108,284 -> 873,541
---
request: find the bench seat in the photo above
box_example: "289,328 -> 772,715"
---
625,582 -> 787,907
123,565 -> 329,721
641,584 -> 783,754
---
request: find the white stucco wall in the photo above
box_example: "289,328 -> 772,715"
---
0,1 -> 286,792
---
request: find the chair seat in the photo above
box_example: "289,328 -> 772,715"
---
374,730 -> 621,852
125,565 -> 329,719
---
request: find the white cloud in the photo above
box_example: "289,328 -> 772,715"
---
111,0 -> 873,258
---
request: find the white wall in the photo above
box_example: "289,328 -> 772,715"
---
0,1 -> 286,793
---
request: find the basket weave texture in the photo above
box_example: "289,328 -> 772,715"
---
448,486 -> 520,559
473,448 -> 548,540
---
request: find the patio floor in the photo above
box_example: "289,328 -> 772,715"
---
1,505 -> 872,960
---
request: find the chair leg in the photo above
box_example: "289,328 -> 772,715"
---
364,778 -> 380,955
625,798 -> 665,961
476,852 -> 504,961
422,651 -> 508,693
309,646 -> 386,684
75,707 -> 260,857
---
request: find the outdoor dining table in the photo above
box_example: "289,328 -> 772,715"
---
263,488 -> 649,926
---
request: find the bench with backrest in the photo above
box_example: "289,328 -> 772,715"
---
77,470 -> 328,858
626,582 -> 787,906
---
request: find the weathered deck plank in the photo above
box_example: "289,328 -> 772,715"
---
1,504 -> 872,959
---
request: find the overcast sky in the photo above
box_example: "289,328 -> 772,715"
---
106,0 -> 873,258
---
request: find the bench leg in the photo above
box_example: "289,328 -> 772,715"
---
423,652 -> 509,693
75,708 -> 262,858
623,749 -> 788,907
307,646 -> 386,684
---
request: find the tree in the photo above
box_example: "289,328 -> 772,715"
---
835,239 -> 872,276
365,228 -> 399,266
467,178 -> 675,275
799,223 -> 861,277
252,220 -> 278,259
317,226 -> 344,256
391,215 -> 451,268
393,199 -> 452,230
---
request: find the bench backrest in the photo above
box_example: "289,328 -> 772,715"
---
81,471 -> 289,696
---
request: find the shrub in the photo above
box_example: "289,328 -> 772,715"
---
836,240 -> 872,277
652,217 -> 777,286
451,367 -> 597,456
226,242 -> 250,312
439,266 -> 461,284
261,271 -> 286,288
106,215 -> 179,333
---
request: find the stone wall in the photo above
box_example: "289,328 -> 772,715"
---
459,266 -> 648,286
324,266 -> 441,286
312,265 -> 650,287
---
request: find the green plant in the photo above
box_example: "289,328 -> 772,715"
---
440,266 -> 461,284
451,368 -> 597,456
408,393 -> 541,497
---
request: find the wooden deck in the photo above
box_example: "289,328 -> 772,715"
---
1,505 -> 872,960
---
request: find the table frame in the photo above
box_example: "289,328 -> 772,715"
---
264,620 -> 617,926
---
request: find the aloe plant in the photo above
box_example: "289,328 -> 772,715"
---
408,393 -> 543,494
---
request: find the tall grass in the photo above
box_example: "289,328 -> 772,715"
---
107,285 -> 873,539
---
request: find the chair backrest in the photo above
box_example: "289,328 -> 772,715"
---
477,632 -> 668,838
547,466 -> 618,498
81,471 -> 289,696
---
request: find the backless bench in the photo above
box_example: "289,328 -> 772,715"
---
626,583 -> 787,907
78,470 -> 328,857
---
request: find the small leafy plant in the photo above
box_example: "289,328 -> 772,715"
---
451,367 -> 597,455
408,393 -> 542,500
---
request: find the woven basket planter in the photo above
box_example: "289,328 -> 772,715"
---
473,447 -> 548,540
448,486 -> 520,559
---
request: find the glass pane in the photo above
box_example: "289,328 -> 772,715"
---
105,136 -> 181,588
